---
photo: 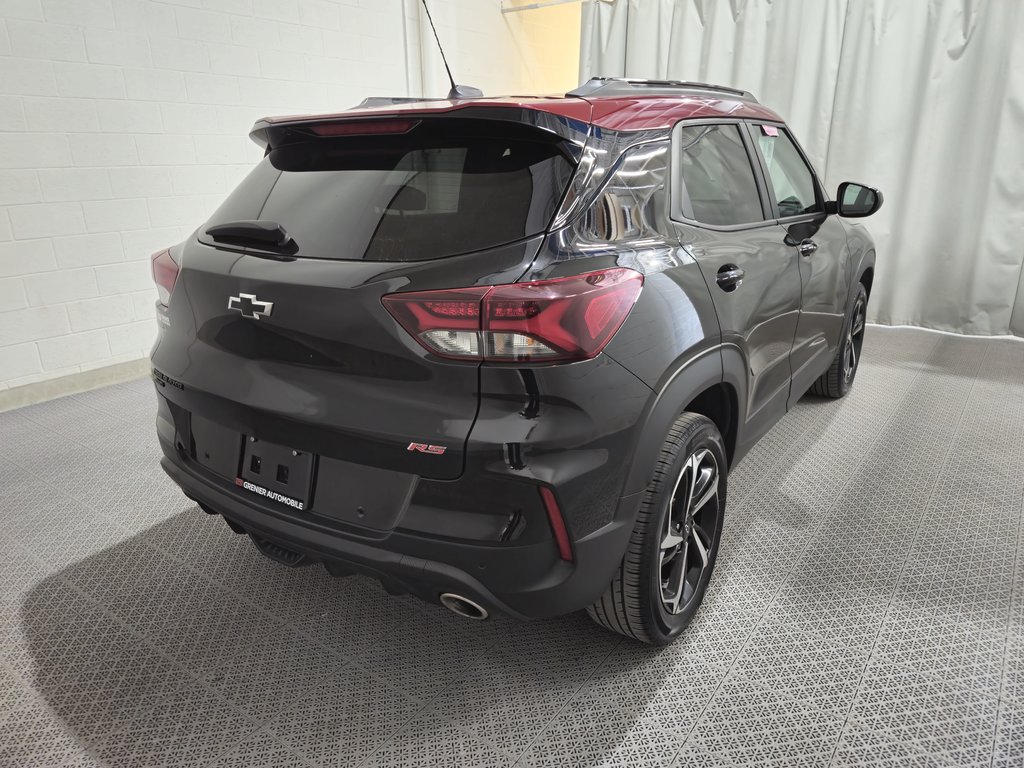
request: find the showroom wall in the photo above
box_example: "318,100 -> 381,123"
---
0,0 -> 582,396
581,0 -> 1024,338
412,0 -> 582,100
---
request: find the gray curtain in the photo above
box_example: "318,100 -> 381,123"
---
581,0 -> 1024,337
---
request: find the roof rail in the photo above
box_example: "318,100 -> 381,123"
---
568,77 -> 757,102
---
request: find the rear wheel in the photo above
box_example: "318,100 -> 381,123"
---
587,413 -> 727,645
811,283 -> 868,398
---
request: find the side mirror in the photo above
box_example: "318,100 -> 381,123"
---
832,182 -> 883,218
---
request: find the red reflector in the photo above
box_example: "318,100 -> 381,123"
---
539,486 -> 573,562
381,268 -> 643,363
150,248 -> 179,307
309,119 -> 419,137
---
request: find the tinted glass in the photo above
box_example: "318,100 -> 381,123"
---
580,141 -> 672,241
838,182 -> 879,216
202,119 -> 574,261
756,126 -> 820,217
841,184 -> 862,206
676,124 -> 764,226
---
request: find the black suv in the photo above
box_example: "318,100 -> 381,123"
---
151,78 -> 881,645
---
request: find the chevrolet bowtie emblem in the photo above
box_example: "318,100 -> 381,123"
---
228,293 -> 274,320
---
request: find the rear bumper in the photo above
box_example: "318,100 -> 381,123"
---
159,437 -> 642,620
152,346 -> 656,619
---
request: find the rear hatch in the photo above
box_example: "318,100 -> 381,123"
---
152,115 -> 579,481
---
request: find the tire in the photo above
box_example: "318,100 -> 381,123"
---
810,283 -> 868,398
587,413 -> 727,645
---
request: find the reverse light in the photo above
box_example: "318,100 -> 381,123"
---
382,268 -> 643,363
151,248 -> 179,307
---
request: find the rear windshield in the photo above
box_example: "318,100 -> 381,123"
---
202,119 -> 576,262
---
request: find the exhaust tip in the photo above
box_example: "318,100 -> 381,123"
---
439,593 -> 489,621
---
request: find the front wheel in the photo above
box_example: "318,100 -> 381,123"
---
587,413 -> 727,645
811,283 -> 868,398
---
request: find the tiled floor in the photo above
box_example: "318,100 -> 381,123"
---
0,326 -> 1022,767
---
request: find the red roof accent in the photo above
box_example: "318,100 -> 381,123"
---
255,94 -> 782,135
587,96 -> 781,130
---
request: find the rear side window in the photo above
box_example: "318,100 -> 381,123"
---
579,141 -> 672,241
675,124 -> 764,227
754,126 -> 821,217
203,119 -> 575,261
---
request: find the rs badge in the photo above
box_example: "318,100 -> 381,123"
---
407,442 -> 446,455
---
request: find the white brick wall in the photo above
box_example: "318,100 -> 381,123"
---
0,0 -> 580,391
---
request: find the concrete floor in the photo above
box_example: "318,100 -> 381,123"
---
0,326 -> 1022,767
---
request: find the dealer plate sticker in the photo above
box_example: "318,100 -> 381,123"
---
235,478 -> 305,511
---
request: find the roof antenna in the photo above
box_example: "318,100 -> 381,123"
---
419,0 -> 482,99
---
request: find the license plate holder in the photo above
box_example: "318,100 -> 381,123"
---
237,437 -> 314,512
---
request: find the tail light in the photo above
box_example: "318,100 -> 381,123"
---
151,248 -> 179,307
382,268 -> 643,363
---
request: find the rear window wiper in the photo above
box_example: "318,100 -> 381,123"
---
205,220 -> 298,255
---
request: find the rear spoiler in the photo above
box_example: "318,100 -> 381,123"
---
248,99 -> 594,151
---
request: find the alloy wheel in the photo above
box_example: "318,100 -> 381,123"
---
659,448 -> 720,614
844,296 -> 866,383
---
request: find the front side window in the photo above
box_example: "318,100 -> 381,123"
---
675,124 -> 765,227
754,126 -> 821,217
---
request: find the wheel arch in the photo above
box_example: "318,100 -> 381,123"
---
860,264 -> 874,298
848,235 -> 875,305
683,383 -> 738,469
621,345 -> 748,498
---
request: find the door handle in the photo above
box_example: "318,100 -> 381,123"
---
716,264 -> 744,292
797,239 -> 818,256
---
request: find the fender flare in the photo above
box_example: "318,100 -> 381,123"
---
849,248 -> 876,307
619,344 -> 750,499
